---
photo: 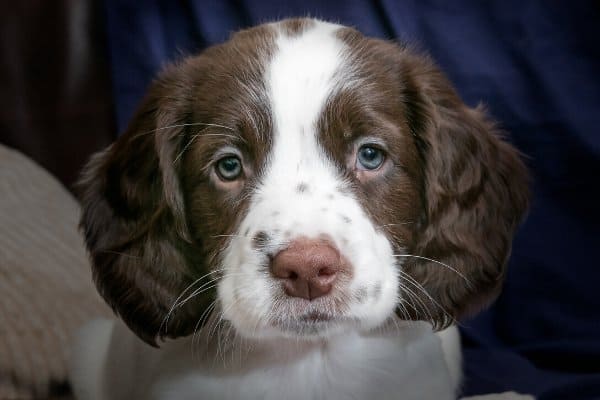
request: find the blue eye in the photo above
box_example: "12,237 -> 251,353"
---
357,145 -> 384,170
216,156 -> 242,180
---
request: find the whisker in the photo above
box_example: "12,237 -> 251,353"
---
395,298 -> 412,321
205,297 -> 246,368
191,300 -> 217,359
173,132 -> 240,164
398,270 -> 457,326
398,270 -> 442,309
173,271 -> 256,319
379,222 -> 414,228
197,303 -> 227,357
173,132 -> 200,164
398,283 -> 435,323
395,301 -> 425,331
393,254 -> 471,286
211,234 -> 247,239
131,122 -> 235,140
159,268 -> 229,336
216,317 -> 226,365
176,281 -> 221,308
400,285 -> 432,320
225,321 -> 237,368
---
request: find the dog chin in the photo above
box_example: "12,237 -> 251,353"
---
269,315 -> 357,339
226,315 -> 352,342
234,310 -> 390,342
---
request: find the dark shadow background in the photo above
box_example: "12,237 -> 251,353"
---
1,1 -> 598,399
0,1 -> 114,187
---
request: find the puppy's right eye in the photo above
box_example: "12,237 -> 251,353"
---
216,156 -> 243,181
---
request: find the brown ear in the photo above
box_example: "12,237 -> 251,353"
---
78,62 -> 210,346
399,54 -> 530,329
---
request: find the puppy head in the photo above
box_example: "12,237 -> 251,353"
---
79,19 -> 529,346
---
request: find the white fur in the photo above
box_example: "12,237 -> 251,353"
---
74,318 -> 460,400
70,319 -> 114,400
219,19 -> 398,341
70,20 -> 526,400
72,318 -> 538,399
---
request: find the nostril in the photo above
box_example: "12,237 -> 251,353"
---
288,270 -> 299,280
317,267 -> 336,277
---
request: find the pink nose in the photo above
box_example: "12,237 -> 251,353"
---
270,238 -> 346,301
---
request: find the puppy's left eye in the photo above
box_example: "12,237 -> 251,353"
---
357,145 -> 385,170
216,156 -> 243,181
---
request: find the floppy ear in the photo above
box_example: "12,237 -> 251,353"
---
78,62 -> 211,346
399,54 -> 530,329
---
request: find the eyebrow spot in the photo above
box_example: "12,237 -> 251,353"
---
258,259 -> 270,274
339,214 -> 351,224
252,231 -> 271,249
355,286 -> 368,303
296,182 -> 309,193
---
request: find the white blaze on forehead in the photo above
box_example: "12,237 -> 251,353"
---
265,22 -> 344,175
268,22 -> 343,133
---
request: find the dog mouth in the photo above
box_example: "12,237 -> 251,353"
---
301,311 -> 332,322
266,296 -> 354,336
271,315 -> 350,337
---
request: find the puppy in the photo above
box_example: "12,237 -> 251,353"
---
71,18 -> 530,400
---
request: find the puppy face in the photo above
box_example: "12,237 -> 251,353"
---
79,19 -> 529,345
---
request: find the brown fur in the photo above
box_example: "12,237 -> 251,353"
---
78,19 -> 529,346
335,27 -> 529,328
78,24 -> 275,346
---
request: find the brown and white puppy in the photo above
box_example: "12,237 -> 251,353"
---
70,18 -> 530,400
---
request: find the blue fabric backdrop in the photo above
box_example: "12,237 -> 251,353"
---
104,1 -> 600,398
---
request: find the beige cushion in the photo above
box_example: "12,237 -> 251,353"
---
0,144 -> 110,399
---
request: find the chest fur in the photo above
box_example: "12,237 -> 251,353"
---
144,329 -> 456,400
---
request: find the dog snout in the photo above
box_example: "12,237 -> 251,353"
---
270,238 -> 347,301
